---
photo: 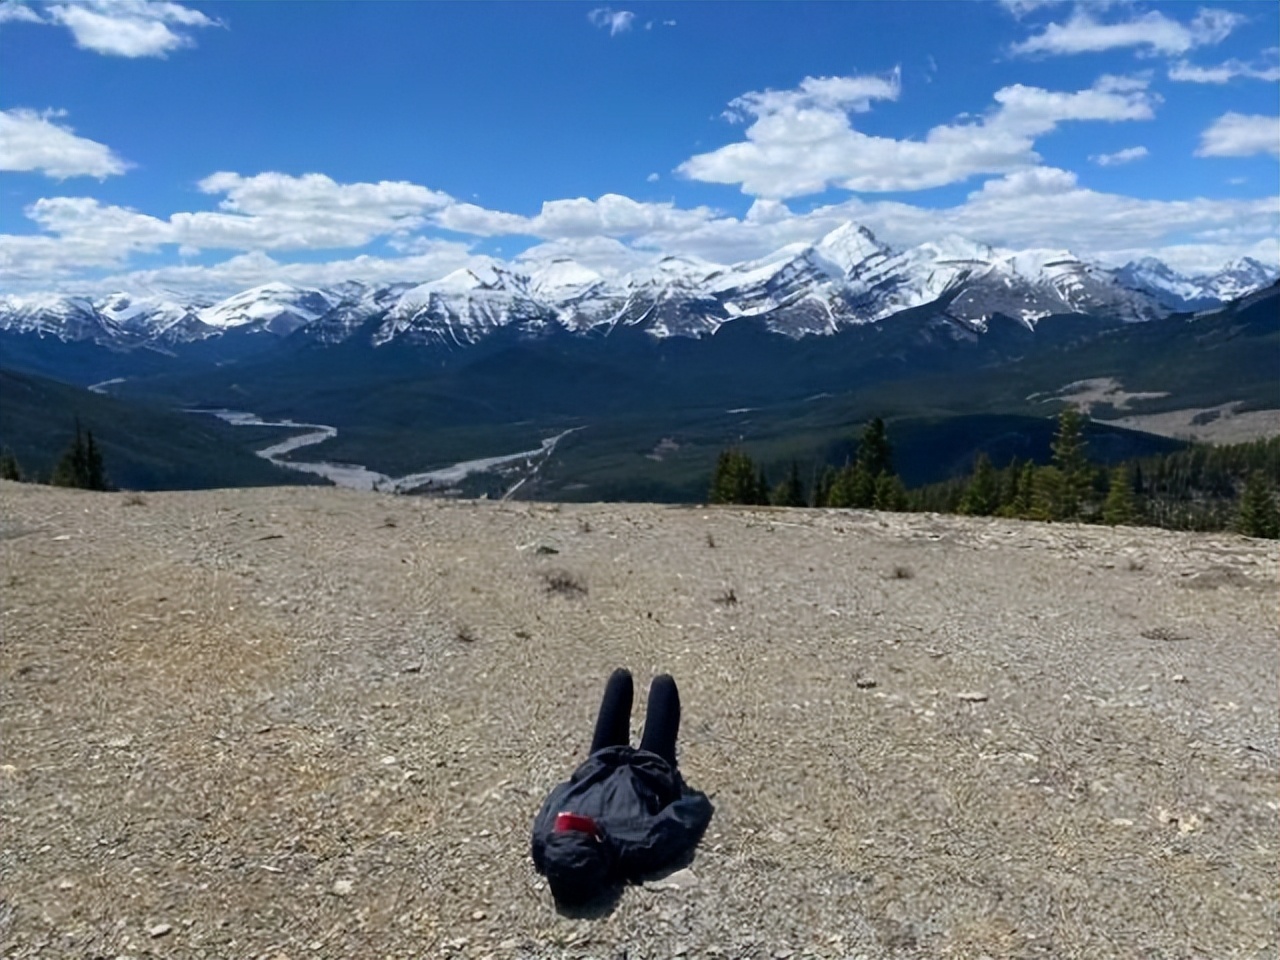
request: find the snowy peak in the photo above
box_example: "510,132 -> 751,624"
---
1117,256 -> 1279,311
2,224 -> 1276,348
199,283 -> 336,335
813,222 -> 890,276
1199,257 -> 1279,302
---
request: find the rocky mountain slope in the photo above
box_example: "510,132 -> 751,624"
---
3,224 -> 1274,353
1,483 -> 1275,958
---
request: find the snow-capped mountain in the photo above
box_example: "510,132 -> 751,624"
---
198,282 -> 338,336
3,224 -> 1276,352
1116,256 -> 1279,311
1197,257 -> 1279,302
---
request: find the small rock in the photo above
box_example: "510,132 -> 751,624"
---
655,867 -> 700,890
331,879 -> 354,897
148,923 -> 172,938
471,909 -> 487,921
854,677 -> 877,689
957,691 -> 988,703
401,663 -> 423,674
1172,674 -> 1187,683
57,879 -> 75,890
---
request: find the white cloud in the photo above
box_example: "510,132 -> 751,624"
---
646,172 -> 660,183
186,171 -> 451,249
84,244 -> 480,299
0,1 -> 44,24
678,73 -> 1155,197
1196,113 -> 1280,158
1013,7 -> 1243,57
997,0 -> 1065,18
0,108 -> 130,178
1091,145 -> 1149,166
46,0 -> 219,58
515,236 -> 652,277
4,163 -> 1275,294
587,7 -> 634,36
1169,54 -> 1280,84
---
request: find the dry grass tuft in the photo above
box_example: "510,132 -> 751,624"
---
542,569 -> 587,597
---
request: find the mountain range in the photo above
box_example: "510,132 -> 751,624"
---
3,223 -> 1275,354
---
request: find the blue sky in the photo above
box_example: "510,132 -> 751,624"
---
0,0 -> 1277,296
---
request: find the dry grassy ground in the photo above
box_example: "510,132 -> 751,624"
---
1,482 -> 1276,960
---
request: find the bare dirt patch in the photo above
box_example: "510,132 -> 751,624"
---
1097,402 -> 1280,444
2,482 -> 1276,958
1040,376 -> 1170,413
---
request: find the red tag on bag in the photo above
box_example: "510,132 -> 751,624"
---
553,812 -> 601,838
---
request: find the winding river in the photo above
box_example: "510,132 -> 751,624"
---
197,409 -> 574,495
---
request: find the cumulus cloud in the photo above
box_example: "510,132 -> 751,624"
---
997,0 -> 1065,18
0,1 -> 44,24
1169,54 -> 1280,84
85,243 -> 480,299
587,7 -> 634,36
46,0 -> 219,57
1012,7 -> 1243,57
0,108 -> 130,179
1090,145 -> 1149,166
1196,113 -> 1280,158
4,162 -> 1275,294
678,72 -> 1155,197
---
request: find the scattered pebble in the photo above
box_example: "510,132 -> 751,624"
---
957,691 -> 989,702
854,677 -> 877,689
471,909 -> 487,921
1172,674 -> 1187,684
655,868 -> 700,890
332,879 -> 354,897
148,923 -> 172,938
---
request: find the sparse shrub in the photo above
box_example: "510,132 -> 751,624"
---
706,532 -> 716,548
543,569 -> 587,597
713,587 -> 738,606
0,449 -> 22,482
121,491 -> 146,507
890,565 -> 914,580
577,517 -> 592,534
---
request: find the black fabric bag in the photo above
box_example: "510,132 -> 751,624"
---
531,744 -> 713,901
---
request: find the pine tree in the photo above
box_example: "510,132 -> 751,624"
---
812,465 -> 837,508
998,457 -> 1022,513
1051,408 -> 1089,520
959,452 -> 999,516
1102,464 -> 1136,526
0,449 -> 21,482
1236,470 -> 1279,538
84,430 -> 106,490
850,463 -> 876,508
710,448 -> 759,504
753,466 -> 770,505
1030,465 -> 1064,521
771,461 -> 806,507
50,419 -> 106,490
827,464 -> 855,508
856,417 -> 893,479
1013,461 -> 1037,517
874,472 -> 908,511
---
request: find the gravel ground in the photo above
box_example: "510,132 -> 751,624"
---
1,481 -> 1276,960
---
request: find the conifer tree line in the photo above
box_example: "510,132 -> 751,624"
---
711,417 -> 908,512
709,410 -> 1280,539
1,419 -> 109,491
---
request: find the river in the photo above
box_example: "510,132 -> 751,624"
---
197,409 -> 575,495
